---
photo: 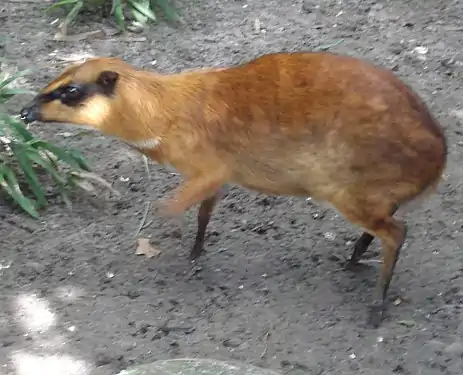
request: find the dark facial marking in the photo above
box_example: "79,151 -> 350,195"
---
96,71 -> 119,95
37,78 -> 117,108
37,83 -> 91,107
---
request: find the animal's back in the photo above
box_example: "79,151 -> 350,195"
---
201,52 -> 446,203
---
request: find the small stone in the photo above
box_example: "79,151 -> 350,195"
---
413,46 -> 428,55
389,42 -> 404,55
127,21 -> 144,33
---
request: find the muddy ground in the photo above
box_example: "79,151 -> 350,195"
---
1,0 -> 463,374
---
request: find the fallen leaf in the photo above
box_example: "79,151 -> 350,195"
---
136,238 -> 162,259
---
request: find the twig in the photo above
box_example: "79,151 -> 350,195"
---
260,331 -> 270,358
53,30 -> 104,42
142,220 -> 153,231
142,154 -> 151,180
5,0 -> 12,56
72,170 -> 120,196
134,201 -> 151,238
314,39 -> 345,51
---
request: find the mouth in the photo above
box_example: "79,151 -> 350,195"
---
19,107 -> 40,124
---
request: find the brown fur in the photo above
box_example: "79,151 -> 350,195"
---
21,51 -> 447,327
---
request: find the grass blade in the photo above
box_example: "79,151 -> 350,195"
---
127,0 -> 157,22
46,0 -> 79,12
154,0 -> 181,23
0,87 -> 35,97
26,147 -> 73,210
67,149 -> 91,171
0,166 -> 39,218
10,142 -> 48,208
0,69 -> 31,91
112,0 -> 126,30
29,140 -> 86,169
27,148 -> 66,185
0,115 -> 34,142
129,0 -> 150,24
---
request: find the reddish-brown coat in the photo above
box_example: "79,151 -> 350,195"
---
25,51 -> 447,327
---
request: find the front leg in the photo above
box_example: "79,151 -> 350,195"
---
190,192 -> 221,260
160,172 -> 227,218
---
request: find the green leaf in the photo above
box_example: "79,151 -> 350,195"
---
67,149 -> 91,171
26,147 -> 73,210
0,87 -> 35,97
130,0 -> 149,25
0,115 -> 34,142
0,69 -> 31,91
26,148 -> 66,184
127,0 -> 157,22
0,166 -> 39,219
29,140 -> 87,170
63,0 -> 84,28
10,143 -> 48,208
46,0 -> 79,12
0,70 -> 30,90
112,0 -> 126,30
154,0 -> 181,22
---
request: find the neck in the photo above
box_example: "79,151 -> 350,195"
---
101,68 -> 219,171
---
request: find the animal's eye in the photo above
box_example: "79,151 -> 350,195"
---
59,84 -> 86,106
61,85 -> 80,98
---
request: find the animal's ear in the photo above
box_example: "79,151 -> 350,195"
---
96,71 -> 119,94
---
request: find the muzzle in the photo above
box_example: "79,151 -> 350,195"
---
19,102 -> 41,124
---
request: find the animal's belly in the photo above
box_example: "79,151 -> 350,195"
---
231,168 -> 310,197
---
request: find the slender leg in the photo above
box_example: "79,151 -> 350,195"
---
346,232 -> 375,267
189,193 -> 220,260
332,196 -> 405,327
368,217 -> 406,327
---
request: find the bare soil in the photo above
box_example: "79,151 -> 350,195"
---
1,1 -> 463,375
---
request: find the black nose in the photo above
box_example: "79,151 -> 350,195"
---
19,106 -> 38,124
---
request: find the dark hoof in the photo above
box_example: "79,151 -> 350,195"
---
344,258 -> 381,272
343,259 -> 358,271
188,246 -> 203,261
367,300 -> 385,328
343,258 -> 369,272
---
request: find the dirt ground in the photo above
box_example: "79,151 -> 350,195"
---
1,0 -> 463,374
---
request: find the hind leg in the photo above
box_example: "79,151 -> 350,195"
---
368,217 -> 406,327
346,205 -> 399,269
336,200 -> 406,327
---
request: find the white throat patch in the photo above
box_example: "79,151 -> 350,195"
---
124,137 -> 162,150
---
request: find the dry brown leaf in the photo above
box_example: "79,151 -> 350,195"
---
135,238 -> 162,259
